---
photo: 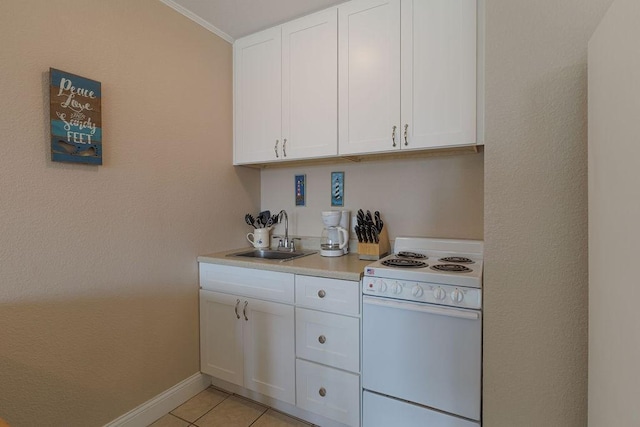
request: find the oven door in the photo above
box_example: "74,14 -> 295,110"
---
363,295 -> 482,421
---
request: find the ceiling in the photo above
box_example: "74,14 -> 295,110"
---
160,0 -> 347,42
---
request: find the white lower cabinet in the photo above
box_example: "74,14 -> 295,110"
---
199,288 -> 295,405
200,290 -> 244,385
199,266 -> 361,426
296,359 -> 360,427
294,275 -> 361,426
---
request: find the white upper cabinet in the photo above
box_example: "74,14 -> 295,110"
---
234,27 -> 282,164
234,0 -> 478,164
339,0 -> 477,155
282,9 -> 338,160
401,0 -> 477,150
234,9 -> 338,165
338,0 -> 401,155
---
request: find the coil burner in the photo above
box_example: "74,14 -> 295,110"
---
430,264 -> 473,273
381,258 -> 427,268
439,256 -> 474,264
397,251 -> 428,259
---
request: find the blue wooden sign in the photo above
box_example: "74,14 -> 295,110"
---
295,174 -> 306,206
50,68 -> 102,164
331,171 -> 344,207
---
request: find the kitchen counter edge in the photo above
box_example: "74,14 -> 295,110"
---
197,249 -> 370,281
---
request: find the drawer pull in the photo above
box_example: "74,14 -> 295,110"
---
318,335 -> 326,344
318,289 -> 326,298
319,387 -> 326,397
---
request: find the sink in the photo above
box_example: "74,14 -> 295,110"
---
228,249 -> 317,261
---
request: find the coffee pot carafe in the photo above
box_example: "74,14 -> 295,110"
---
320,210 -> 350,257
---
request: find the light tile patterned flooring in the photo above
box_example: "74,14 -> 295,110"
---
149,386 -> 315,427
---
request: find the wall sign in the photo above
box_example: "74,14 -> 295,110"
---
295,174 -> 306,206
50,68 -> 102,165
331,171 -> 344,207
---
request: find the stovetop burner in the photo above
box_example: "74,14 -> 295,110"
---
430,264 -> 473,273
381,258 -> 427,268
397,251 -> 427,259
439,256 -> 474,264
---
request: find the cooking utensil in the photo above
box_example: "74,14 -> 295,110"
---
258,210 -> 271,228
366,210 -> 373,225
355,225 -> 363,243
364,225 -> 372,243
245,214 -> 257,229
372,227 -> 379,243
265,215 -> 275,228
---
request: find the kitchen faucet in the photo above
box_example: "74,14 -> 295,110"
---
277,210 -> 297,251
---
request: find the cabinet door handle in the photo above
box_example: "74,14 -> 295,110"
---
318,335 -> 326,344
234,299 -> 241,319
392,125 -> 397,147
283,138 -> 287,157
317,289 -> 326,298
243,300 -> 248,321
319,387 -> 327,397
274,140 -> 279,158
404,124 -> 409,146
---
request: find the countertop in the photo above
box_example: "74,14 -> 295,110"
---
197,248 -> 371,281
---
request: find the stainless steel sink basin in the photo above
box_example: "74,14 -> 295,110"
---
228,249 -> 317,261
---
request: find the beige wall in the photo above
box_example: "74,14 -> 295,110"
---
483,0 -> 613,426
260,153 -> 484,241
0,1 -> 259,426
588,1 -> 640,425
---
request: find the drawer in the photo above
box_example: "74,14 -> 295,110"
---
295,359 -> 360,427
296,308 -> 360,372
199,263 -> 294,303
295,275 -> 359,315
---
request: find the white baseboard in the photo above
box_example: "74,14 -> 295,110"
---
104,372 -> 212,427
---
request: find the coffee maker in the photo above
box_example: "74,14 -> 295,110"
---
320,210 -> 350,257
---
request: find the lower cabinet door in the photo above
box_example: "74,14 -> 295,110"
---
199,290 -> 244,386
244,297 -> 296,405
296,359 -> 360,427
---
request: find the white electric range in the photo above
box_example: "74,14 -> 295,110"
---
362,237 -> 483,427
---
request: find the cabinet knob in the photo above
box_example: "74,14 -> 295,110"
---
319,387 -> 327,397
274,140 -> 279,158
318,335 -> 326,344
317,289 -> 326,298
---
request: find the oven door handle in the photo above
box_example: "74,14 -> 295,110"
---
363,296 -> 480,320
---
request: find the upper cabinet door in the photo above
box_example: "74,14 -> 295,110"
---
338,0 -> 401,155
282,9 -> 338,160
401,0 -> 477,149
234,27 -> 282,164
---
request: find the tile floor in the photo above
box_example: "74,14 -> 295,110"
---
149,386 -> 315,427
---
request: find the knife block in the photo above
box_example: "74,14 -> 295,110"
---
358,226 -> 391,260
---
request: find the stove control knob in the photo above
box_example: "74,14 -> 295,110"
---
433,287 -> 446,300
377,280 -> 388,293
391,282 -> 403,294
412,285 -> 424,297
451,288 -> 464,303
